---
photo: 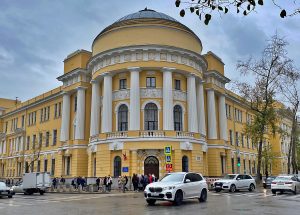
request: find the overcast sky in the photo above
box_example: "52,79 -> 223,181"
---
0,0 -> 299,101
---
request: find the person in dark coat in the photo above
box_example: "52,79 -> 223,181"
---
96,177 -> 100,191
132,174 -> 138,192
52,178 -> 57,189
103,176 -> 107,192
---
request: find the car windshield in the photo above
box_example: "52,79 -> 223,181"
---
0,182 -> 6,187
160,173 -> 185,182
266,177 -> 275,181
223,174 -> 236,179
274,176 -> 292,181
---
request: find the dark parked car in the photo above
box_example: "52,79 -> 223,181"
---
263,176 -> 276,189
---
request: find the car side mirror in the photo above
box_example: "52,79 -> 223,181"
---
185,179 -> 191,183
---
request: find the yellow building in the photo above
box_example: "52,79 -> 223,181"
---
0,9 -> 291,181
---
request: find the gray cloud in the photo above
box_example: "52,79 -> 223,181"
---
0,0 -> 299,101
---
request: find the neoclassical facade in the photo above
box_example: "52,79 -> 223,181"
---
0,9 -> 292,180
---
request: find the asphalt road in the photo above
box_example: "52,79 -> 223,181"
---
0,189 -> 300,215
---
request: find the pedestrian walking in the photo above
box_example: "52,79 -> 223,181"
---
60,176 -> 66,185
107,175 -> 112,192
96,177 -> 100,191
121,176 -> 126,193
132,174 -> 138,192
103,176 -> 107,193
52,177 -> 57,190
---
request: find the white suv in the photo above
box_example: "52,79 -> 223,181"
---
214,174 -> 256,192
144,172 -> 208,206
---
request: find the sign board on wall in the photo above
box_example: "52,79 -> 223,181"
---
122,167 -> 129,172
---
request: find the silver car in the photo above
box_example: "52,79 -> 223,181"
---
0,182 -> 13,198
214,174 -> 256,192
144,172 -> 208,206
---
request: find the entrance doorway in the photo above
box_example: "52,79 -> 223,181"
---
144,156 -> 159,178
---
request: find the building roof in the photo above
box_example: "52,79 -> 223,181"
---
93,8 -> 201,46
115,8 -> 178,23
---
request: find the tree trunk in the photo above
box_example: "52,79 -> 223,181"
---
256,138 -> 263,183
288,137 -> 292,174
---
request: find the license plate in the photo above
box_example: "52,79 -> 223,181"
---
151,193 -> 160,196
277,183 -> 284,185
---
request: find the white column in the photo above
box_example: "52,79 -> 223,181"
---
75,87 -> 86,140
207,89 -> 217,139
196,80 -> 206,136
187,75 -> 198,133
101,73 -> 112,133
219,94 -> 228,140
163,67 -> 174,130
129,67 -> 141,131
90,80 -> 101,136
60,93 -> 70,142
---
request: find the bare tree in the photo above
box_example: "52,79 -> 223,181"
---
279,73 -> 300,174
174,0 -> 300,25
22,129 -> 50,173
236,33 -> 299,183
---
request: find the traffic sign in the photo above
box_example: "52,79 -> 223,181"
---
165,155 -> 172,163
166,164 -> 173,171
164,146 -> 172,155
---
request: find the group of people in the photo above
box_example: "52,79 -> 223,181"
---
50,173 -> 157,192
71,176 -> 87,190
95,175 -> 113,192
132,173 -> 157,191
52,176 -> 66,189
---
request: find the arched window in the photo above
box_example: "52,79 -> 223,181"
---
182,156 -> 189,172
173,105 -> 183,131
113,156 -> 121,177
118,104 -> 128,131
144,103 -> 158,130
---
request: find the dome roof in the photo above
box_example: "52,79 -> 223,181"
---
115,8 -> 178,23
94,8 -> 199,43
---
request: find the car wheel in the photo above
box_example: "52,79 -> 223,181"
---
39,190 -> 44,195
293,187 -> 297,195
198,189 -> 207,203
215,189 -> 221,193
248,183 -> 255,192
271,189 -> 276,195
8,195 -> 12,198
146,199 -> 156,206
173,190 -> 183,206
229,184 -> 236,193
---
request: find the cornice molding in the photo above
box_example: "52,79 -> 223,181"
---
88,45 -> 207,75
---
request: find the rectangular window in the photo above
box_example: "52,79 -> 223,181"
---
119,79 -> 127,89
45,132 -> 50,147
221,156 -> 225,175
37,160 -> 41,172
249,160 -> 251,174
5,121 -> 8,133
241,134 -> 245,147
34,111 -> 36,124
32,135 -> 36,149
74,96 -> 77,112
40,109 -> 43,122
175,79 -> 181,90
54,104 -> 58,118
53,130 -> 57,146
93,157 -> 96,177
65,157 -> 71,175
51,159 -> 55,176
235,132 -> 239,146
21,115 -> 25,128
44,159 -> 48,172
58,102 -> 61,117
231,158 -> 235,174
229,130 -> 233,145
243,159 -> 246,173
47,106 -> 50,120
146,77 -> 156,88
39,133 -> 43,148
26,136 -> 30,150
